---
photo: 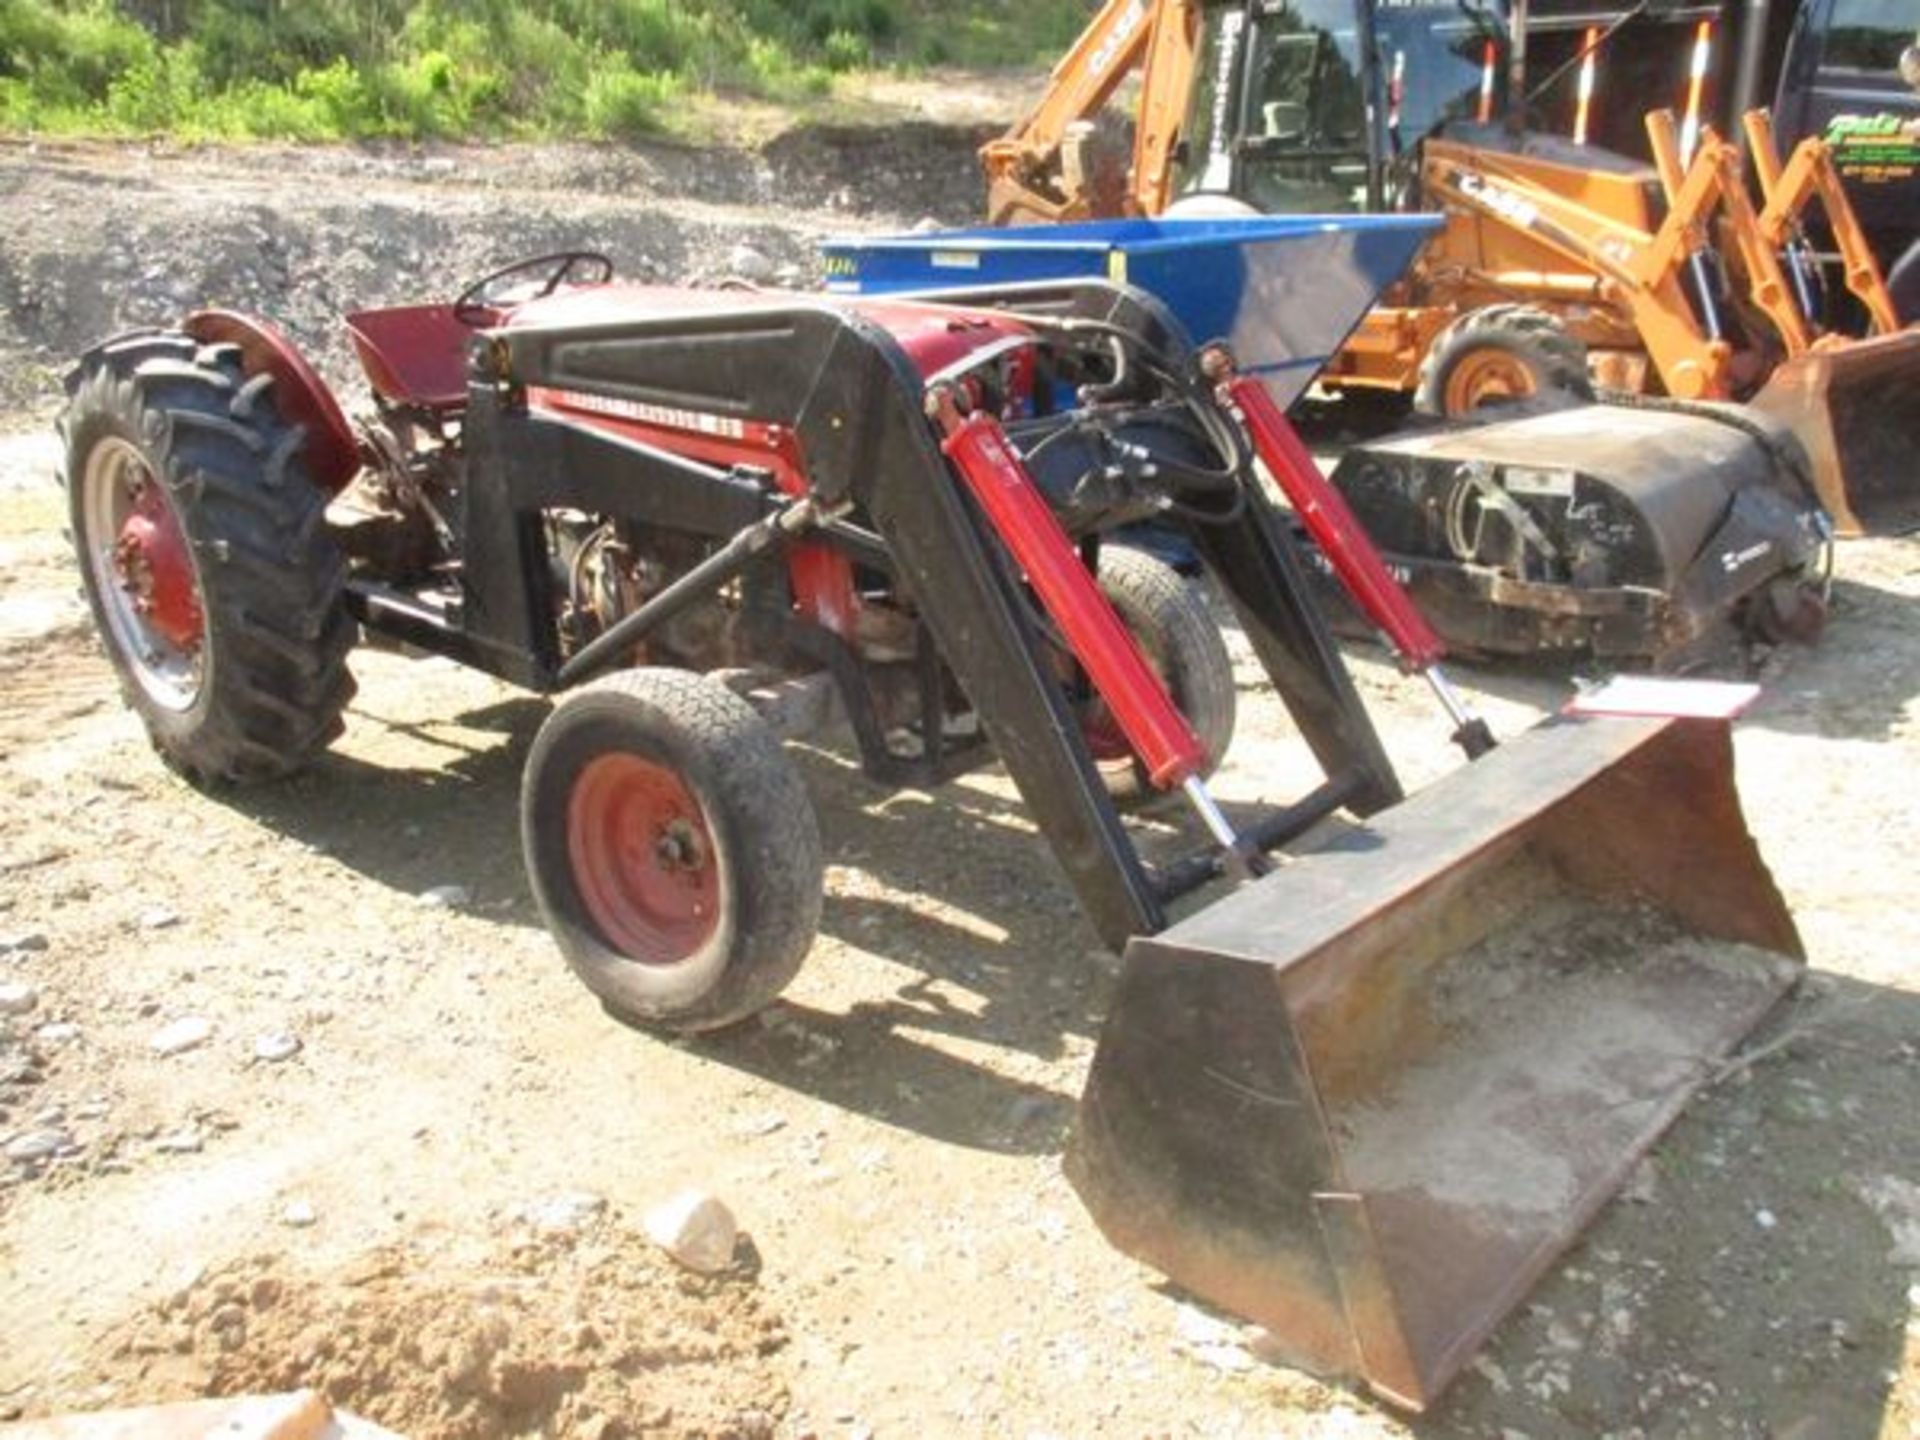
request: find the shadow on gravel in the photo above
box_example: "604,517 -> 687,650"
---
691,746 -> 1111,1156
1408,972 -> 1920,1439
1742,575 -> 1920,743
794,751 -> 1111,1056
693,1000 -> 1078,1159
229,695 -> 1108,1156
226,693 -> 547,915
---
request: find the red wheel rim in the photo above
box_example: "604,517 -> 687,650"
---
566,754 -> 720,964
1080,702 -> 1134,762
115,481 -> 204,651
82,435 -> 208,712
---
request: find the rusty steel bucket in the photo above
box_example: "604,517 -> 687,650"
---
1068,715 -> 1802,1411
1749,329 -> 1920,536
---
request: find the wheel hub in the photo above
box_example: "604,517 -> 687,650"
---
113,481 -> 204,651
654,819 -> 707,870
1445,350 -> 1538,415
567,754 -> 720,965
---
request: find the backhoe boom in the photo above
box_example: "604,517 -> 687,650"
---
982,0 -> 1199,225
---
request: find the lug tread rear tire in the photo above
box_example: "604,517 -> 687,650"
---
60,333 -> 356,784
1414,304 -> 1593,417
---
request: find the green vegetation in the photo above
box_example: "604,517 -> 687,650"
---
0,0 -> 1087,141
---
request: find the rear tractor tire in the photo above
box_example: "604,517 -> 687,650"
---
59,331 -> 356,784
521,668 -> 825,1033
1415,305 -> 1594,418
1081,546 -> 1237,807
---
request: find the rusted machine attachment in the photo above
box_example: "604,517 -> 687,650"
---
1750,333 -> 1920,536
1322,399 -> 1832,664
1069,714 -> 1803,1411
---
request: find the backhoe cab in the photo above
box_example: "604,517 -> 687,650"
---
1169,0 -> 1506,214
983,0 -> 1507,226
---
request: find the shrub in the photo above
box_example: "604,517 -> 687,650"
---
293,56 -> 376,133
583,59 -> 678,139
102,45 -> 193,131
822,29 -> 868,73
0,0 -> 1098,141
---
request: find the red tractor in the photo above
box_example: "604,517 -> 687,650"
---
59,252 -> 1415,1026
59,254 -> 1803,1409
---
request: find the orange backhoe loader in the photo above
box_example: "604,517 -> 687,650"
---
985,0 -> 1920,533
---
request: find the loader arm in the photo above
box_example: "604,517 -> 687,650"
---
982,0 -> 1201,226
1644,109 -> 1815,360
1742,109 -> 1903,338
1420,136 -> 1741,398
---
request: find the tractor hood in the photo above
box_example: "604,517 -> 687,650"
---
506,283 -> 1038,384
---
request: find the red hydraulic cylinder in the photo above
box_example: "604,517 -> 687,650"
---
1212,368 -> 1447,672
932,396 -> 1206,791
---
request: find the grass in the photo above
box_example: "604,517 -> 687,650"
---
0,0 -> 1088,142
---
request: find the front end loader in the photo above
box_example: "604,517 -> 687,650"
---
59,253 -> 1800,1410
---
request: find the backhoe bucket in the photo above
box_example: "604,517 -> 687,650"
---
1750,329 -> 1920,536
1070,715 -> 1802,1411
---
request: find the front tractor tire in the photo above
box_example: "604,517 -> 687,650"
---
60,332 -> 356,784
522,668 -> 825,1033
1082,546 -> 1237,807
1414,304 -> 1594,418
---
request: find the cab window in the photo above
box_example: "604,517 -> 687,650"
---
1823,0 -> 1917,73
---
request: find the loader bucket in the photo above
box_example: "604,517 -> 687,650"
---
1069,715 -> 1802,1411
1749,329 -> 1920,536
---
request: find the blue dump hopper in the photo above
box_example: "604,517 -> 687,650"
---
822,214 -> 1439,408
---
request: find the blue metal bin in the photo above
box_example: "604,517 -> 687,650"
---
822,214 -> 1439,409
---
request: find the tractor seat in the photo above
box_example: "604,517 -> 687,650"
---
344,304 -> 479,411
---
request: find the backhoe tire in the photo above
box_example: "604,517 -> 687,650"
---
1415,305 -> 1593,418
1083,546 -> 1237,807
522,668 -> 824,1034
59,331 -> 356,785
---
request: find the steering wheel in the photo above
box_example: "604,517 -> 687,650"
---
452,250 -> 614,325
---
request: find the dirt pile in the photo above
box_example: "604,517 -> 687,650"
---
90,1219 -> 790,1440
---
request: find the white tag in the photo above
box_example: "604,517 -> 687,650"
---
1504,466 -> 1576,498
1565,676 -> 1761,720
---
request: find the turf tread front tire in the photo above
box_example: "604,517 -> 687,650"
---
60,332 -> 356,784
522,668 -> 825,1034
1094,546 -> 1237,805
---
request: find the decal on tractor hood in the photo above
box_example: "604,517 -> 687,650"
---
1453,170 -> 1542,229
546,389 -> 748,440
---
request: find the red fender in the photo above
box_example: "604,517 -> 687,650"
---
183,310 -> 360,493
